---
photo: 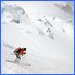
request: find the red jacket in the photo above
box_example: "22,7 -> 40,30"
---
15,47 -> 26,56
20,48 -> 26,56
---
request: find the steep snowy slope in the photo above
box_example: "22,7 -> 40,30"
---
1,2 -> 74,74
1,18 -> 74,74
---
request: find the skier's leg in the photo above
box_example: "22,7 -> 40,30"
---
17,54 -> 21,59
14,54 -> 21,63
14,58 -> 21,63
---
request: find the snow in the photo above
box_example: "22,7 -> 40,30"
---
1,1 -> 74,74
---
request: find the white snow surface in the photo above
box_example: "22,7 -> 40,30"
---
1,2 -> 74,74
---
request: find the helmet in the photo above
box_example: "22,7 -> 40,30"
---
24,48 -> 26,51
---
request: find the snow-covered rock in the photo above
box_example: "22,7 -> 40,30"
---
1,3 -> 28,24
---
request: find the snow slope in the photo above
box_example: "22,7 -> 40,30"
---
1,2 -> 74,74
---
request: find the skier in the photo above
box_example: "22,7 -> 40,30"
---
14,47 -> 26,59
7,47 -> 31,66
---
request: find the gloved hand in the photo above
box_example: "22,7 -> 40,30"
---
23,52 -> 26,54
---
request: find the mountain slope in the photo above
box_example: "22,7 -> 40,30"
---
1,2 -> 74,74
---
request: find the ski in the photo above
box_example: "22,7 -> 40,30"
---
6,60 -> 31,66
6,60 -> 16,63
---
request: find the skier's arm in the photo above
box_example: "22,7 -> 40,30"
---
13,51 -> 15,53
23,52 -> 26,54
21,52 -> 26,56
13,50 -> 17,55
